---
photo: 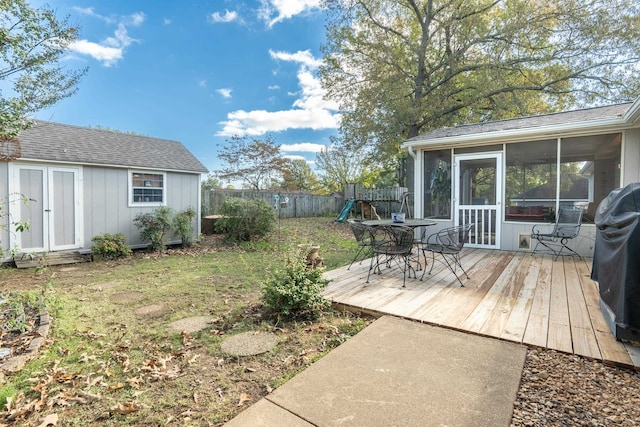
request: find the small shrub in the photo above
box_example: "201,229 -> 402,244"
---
261,247 -> 331,320
91,233 -> 132,259
173,207 -> 196,247
133,206 -> 174,251
215,198 -> 275,242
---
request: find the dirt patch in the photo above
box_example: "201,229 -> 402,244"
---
221,331 -> 280,356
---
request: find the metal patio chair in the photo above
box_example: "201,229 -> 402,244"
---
347,219 -> 373,269
366,225 -> 416,287
419,223 -> 473,286
531,206 -> 584,259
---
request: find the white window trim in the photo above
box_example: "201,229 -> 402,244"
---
128,170 -> 167,207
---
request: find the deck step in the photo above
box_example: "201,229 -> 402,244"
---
14,251 -> 90,269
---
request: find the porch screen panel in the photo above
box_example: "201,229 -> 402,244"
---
52,170 -> 76,246
560,134 -> 621,223
423,150 -> 451,219
505,140 -> 557,222
19,169 -> 45,249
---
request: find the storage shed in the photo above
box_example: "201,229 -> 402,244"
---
1,121 -> 208,260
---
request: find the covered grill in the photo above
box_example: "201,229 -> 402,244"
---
592,183 -> 640,342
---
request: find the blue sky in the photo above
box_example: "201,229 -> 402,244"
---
34,0 -> 340,177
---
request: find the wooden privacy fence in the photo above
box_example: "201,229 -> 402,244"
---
202,189 -> 345,219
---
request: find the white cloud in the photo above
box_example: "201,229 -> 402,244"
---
209,10 -> 239,23
259,0 -> 322,27
269,49 -> 323,69
268,85 -> 280,90
68,11 -> 144,67
67,40 -> 123,66
72,7 -> 116,24
217,50 -> 340,137
217,88 -> 233,99
280,143 -> 326,153
163,18 -> 172,25
199,80 -> 207,88
283,154 -> 307,161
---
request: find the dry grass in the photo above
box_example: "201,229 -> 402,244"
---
0,217 -> 372,426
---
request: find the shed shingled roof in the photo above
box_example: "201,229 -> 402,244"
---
16,121 -> 209,173
407,102 -> 633,142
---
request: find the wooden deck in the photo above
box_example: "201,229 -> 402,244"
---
323,249 -> 640,369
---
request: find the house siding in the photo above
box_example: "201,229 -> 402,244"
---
623,128 -> 640,185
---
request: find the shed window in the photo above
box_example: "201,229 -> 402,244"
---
129,171 -> 166,206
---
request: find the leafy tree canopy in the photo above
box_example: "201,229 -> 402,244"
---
315,136 -> 392,194
320,0 -> 640,163
215,135 -> 289,190
0,0 -> 87,137
279,159 -> 321,193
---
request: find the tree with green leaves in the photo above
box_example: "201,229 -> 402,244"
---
0,0 -> 87,138
315,137 -> 384,194
320,0 -> 640,161
280,159 -> 321,192
215,135 -> 289,190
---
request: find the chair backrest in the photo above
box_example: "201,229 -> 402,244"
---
370,225 -> 414,254
554,207 -> 583,238
348,219 -> 371,244
437,224 -> 473,252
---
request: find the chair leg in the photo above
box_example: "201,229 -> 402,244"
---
441,254 -> 465,287
348,246 -> 365,270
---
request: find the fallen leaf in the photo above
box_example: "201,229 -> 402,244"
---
107,382 -> 125,392
109,401 -> 146,415
36,413 -> 58,427
237,393 -> 251,407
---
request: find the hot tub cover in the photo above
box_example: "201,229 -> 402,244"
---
591,183 -> 640,341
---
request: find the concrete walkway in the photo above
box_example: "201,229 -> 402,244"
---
225,316 -> 527,427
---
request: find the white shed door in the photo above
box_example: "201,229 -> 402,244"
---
12,165 -> 81,252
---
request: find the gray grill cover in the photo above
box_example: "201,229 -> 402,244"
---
591,183 -> 640,341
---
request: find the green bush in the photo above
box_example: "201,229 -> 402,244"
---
261,247 -> 331,320
173,207 -> 196,247
91,233 -> 132,259
215,198 -> 275,242
133,206 -> 174,251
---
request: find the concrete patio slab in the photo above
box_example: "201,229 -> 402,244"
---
226,315 -> 526,427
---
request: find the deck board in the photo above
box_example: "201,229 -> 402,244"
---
574,260 -> 633,367
322,249 -> 640,369
564,258 -> 601,359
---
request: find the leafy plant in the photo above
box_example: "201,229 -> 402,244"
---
0,194 -> 31,258
91,233 -> 132,259
173,207 -> 196,248
261,247 -> 331,320
133,206 -> 174,251
215,198 -> 275,242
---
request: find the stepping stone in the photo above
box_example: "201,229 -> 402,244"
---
134,304 -> 170,318
110,291 -> 144,303
221,331 -> 279,356
168,316 -> 214,334
90,281 -> 121,291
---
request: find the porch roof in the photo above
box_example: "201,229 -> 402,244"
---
15,120 -> 209,174
403,99 -> 640,149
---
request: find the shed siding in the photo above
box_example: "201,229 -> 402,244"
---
82,166 -> 201,248
0,162 -> 9,254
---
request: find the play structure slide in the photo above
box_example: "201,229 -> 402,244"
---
335,199 -> 356,223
